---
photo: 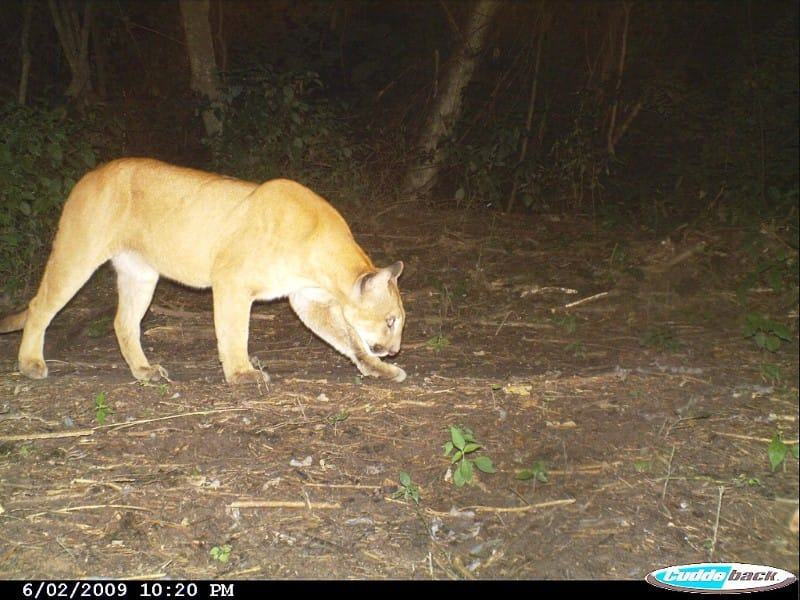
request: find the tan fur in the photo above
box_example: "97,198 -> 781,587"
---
0,158 -> 406,384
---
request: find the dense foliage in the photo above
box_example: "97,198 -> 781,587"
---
0,103 -> 100,294
204,65 -> 368,201
0,1 -> 796,292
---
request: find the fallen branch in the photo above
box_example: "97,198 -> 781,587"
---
549,461 -> 622,475
423,497 -> 575,516
713,431 -> 798,445
708,486 -> 724,561
101,407 -> 248,432
0,408 -> 248,442
475,319 -> 553,330
465,498 -> 576,513
303,483 -> 381,490
552,291 -> 611,313
519,286 -> 578,297
118,573 -> 168,581
27,504 -> 152,520
229,500 -> 341,510
661,446 -> 676,501
150,304 -> 274,321
647,241 -> 707,272
0,429 -> 94,443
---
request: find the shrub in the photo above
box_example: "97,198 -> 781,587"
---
205,66 -> 366,201
0,103 -> 99,296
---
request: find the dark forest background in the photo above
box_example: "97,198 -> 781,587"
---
0,0 -> 797,294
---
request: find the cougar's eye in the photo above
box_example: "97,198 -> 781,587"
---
386,315 -> 396,329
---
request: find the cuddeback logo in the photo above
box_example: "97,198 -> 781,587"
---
646,563 -> 797,593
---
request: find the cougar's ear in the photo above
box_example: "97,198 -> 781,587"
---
356,261 -> 404,297
386,261 -> 404,281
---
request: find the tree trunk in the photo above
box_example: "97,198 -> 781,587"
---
48,0 -> 93,103
606,1 -> 631,156
507,6 -> 552,212
179,0 -> 223,137
18,1 -> 34,105
91,6 -> 108,99
403,0 -> 500,200
215,0 -> 227,75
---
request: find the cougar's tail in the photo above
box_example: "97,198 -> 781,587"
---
0,309 -> 28,333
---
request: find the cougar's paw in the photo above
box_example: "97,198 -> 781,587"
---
356,362 -> 384,379
388,365 -> 407,383
227,369 -> 271,386
358,360 -> 406,382
132,364 -> 170,383
20,358 -> 48,379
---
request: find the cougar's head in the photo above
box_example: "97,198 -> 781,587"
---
344,261 -> 405,358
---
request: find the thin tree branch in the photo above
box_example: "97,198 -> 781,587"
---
607,1 -> 631,156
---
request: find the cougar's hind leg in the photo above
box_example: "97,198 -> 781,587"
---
289,291 -> 406,382
112,252 -> 162,381
18,235 -> 110,379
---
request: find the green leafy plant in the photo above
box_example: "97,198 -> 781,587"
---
326,411 -> 349,425
85,315 -> 113,338
450,120 -> 520,210
767,432 -> 799,471
608,242 -> 629,267
210,544 -> 232,563
443,426 -> 496,487
0,102 -> 103,295
737,240 -> 798,300
137,380 -> 170,396
392,471 -> 421,504
565,341 -> 586,358
640,325 -> 682,352
744,314 -> 792,353
204,65 -> 365,198
633,459 -> 653,473
93,392 -> 113,425
426,334 -> 451,352
516,460 -> 549,482
759,363 -> 781,384
553,314 -> 578,335
733,474 -> 762,487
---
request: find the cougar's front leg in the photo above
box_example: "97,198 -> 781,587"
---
289,291 -> 406,382
211,284 -> 266,384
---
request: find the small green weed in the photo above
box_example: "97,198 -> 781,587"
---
767,432 -> 799,471
93,392 -> 113,425
443,426 -> 496,487
608,242 -> 629,267
392,472 -> 421,504
516,460 -> 548,483
326,411 -> 349,425
565,340 -> 586,358
759,363 -> 781,384
744,314 -> 792,353
733,474 -> 762,487
85,315 -> 113,338
737,244 -> 797,300
640,325 -> 682,352
210,544 -> 232,563
426,334 -> 451,352
553,314 -> 577,335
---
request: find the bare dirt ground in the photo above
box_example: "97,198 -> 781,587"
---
0,207 -> 797,580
